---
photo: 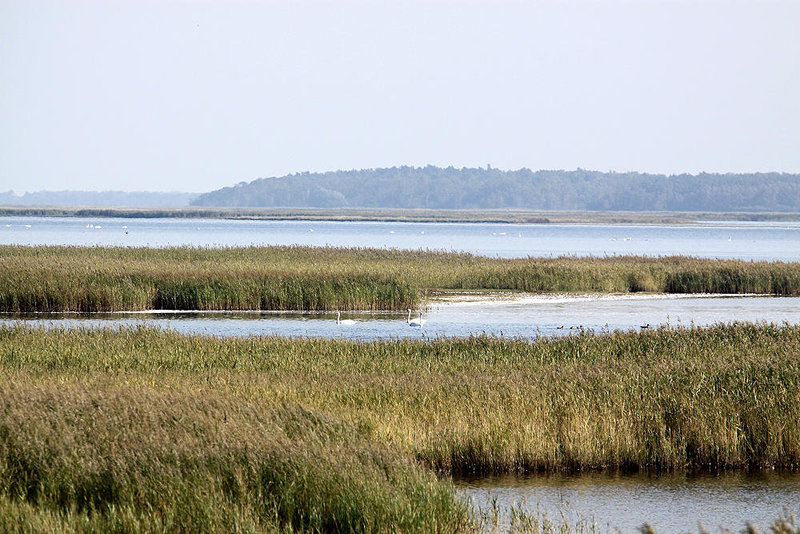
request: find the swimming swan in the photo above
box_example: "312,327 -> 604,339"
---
336,312 -> 356,326
407,309 -> 425,327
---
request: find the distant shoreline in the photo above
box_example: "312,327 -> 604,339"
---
1,205 -> 799,225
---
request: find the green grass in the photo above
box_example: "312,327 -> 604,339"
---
1,324 -> 799,531
3,245 -> 800,312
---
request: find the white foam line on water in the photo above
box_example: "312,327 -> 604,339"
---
432,292 -> 771,307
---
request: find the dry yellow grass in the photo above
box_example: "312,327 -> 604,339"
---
1,323 -> 799,531
2,245 -> 800,312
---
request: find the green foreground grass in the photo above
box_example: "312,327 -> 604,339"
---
3,245 -> 800,312
1,324 -> 799,531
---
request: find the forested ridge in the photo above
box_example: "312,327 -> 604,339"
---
192,167 -> 800,212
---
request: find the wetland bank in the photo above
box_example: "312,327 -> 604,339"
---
1,324 -> 800,532
3,245 -> 800,313
1,245 -> 800,532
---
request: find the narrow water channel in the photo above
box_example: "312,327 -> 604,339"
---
457,471 -> 800,533
3,294 -> 799,340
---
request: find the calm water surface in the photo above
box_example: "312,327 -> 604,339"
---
2,216 -> 800,260
457,471 -> 800,533
3,294 -> 799,340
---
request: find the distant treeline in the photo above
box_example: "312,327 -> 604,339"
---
0,190 -> 199,207
192,166 -> 800,212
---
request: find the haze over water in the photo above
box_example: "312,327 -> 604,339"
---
2,217 -> 799,261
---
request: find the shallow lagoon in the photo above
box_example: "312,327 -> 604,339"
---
2,216 -> 800,260
4,293 -> 799,340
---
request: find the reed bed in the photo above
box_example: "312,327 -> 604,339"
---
1,323 -> 799,531
2,245 -> 800,312
1,324 -> 798,474
0,382 -> 470,533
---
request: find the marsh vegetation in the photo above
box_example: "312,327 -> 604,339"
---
2,245 -> 800,312
1,323 -> 799,530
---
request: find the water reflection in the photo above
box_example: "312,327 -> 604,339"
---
2,294 -> 800,340
456,470 -> 800,533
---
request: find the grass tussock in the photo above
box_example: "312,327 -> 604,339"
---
2,245 -> 800,312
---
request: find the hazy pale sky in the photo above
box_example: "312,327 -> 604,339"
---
1,0 -> 799,193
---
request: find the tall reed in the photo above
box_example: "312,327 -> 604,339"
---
2,245 -> 800,312
1,323 -> 798,474
1,324 -> 799,531
0,382 -> 470,533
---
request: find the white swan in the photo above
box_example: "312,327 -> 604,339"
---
407,308 -> 425,327
336,312 -> 356,326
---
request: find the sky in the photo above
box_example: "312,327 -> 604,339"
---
1,1 -> 799,193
